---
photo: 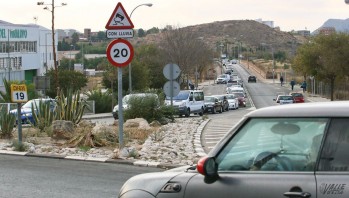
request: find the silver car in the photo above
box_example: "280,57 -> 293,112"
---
118,102 -> 349,198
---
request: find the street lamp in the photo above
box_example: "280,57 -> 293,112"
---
45,32 -> 51,73
219,43 -> 224,74
128,3 -> 153,93
37,0 -> 67,95
69,44 -> 73,70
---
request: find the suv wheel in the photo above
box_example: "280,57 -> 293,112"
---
185,109 -> 190,117
199,108 -> 204,116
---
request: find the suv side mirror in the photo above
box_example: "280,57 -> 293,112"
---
189,96 -> 193,101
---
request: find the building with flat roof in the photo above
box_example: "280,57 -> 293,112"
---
0,20 -> 57,91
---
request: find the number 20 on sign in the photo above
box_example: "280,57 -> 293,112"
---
106,39 -> 134,67
10,84 -> 28,103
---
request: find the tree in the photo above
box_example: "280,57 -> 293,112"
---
146,27 -> 160,34
138,28 -> 146,37
71,32 -> 79,46
160,27 -> 214,89
45,69 -> 88,98
293,33 -> 349,101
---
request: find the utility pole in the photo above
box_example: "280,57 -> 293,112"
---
37,0 -> 67,95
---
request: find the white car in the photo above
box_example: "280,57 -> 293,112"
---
226,94 -> 239,110
274,95 -> 295,105
216,74 -> 230,84
226,86 -> 245,96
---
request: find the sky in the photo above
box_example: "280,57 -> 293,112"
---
1,0 -> 349,33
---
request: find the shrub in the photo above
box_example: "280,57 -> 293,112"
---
124,94 -> 160,123
86,89 -> 112,113
0,110 -> 16,139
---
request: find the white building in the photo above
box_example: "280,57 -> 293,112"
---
0,20 -> 57,91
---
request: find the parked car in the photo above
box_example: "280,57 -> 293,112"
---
226,94 -> 239,110
165,90 -> 205,117
248,75 -> 257,83
212,95 -> 229,112
274,95 -> 295,105
9,98 -> 56,124
216,74 -> 230,84
232,92 -> 246,107
226,86 -> 245,97
119,102 -> 349,198
290,92 -> 305,103
204,96 -> 223,114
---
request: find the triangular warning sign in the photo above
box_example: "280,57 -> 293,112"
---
105,2 -> 134,30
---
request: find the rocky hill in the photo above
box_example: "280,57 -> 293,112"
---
313,18 -> 349,34
136,20 -> 305,55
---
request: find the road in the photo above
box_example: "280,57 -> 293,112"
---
0,155 -> 162,197
200,63 -> 296,153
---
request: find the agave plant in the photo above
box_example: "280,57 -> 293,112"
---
31,99 -> 56,132
55,89 -> 87,125
0,110 -> 16,139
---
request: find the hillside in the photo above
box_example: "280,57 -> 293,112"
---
313,18 -> 349,34
135,20 -> 305,55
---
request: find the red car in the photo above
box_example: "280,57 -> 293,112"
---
231,92 -> 246,107
290,92 -> 305,103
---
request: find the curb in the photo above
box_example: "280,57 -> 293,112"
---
0,117 -> 212,169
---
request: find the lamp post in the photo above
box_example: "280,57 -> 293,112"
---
69,44 -> 73,70
7,29 -> 11,81
219,43 -> 224,74
128,3 -> 152,93
37,1 -> 67,95
45,32 -> 51,73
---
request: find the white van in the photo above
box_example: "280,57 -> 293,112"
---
165,90 -> 205,117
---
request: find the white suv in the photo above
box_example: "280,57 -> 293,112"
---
216,74 -> 230,84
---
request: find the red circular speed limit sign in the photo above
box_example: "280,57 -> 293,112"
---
106,39 -> 134,67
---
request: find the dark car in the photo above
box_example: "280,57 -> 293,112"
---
290,92 -> 305,103
204,96 -> 223,114
248,75 -> 257,83
212,95 -> 229,112
9,98 -> 56,124
118,102 -> 349,198
231,92 -> 246,107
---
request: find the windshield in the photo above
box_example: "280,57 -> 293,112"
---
204,96 -> 215,102
226,94 -> 236,99
166,91 -> 189,100
216,118 -> 328,172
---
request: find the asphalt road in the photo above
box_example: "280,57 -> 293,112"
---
0,155 -> 162,198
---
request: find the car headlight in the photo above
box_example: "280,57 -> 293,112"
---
24,113 -> 32,117
179,102 -> 186,107
113,105 -> 119,112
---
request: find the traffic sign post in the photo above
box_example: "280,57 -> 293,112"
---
105,2 -> 135,149
163,63 -> 181,106
10,84 -> 28,144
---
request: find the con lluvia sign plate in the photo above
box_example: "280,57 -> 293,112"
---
106,29 -> 134,39
10,84 -> 28,103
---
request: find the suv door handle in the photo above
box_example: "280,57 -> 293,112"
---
283,192 -> 311,198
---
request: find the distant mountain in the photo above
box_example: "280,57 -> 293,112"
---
313,18 -> 349,34
138,20 -> 301,55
